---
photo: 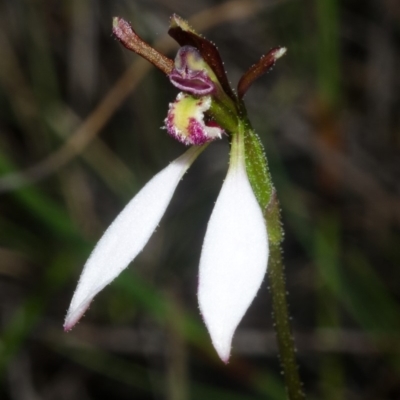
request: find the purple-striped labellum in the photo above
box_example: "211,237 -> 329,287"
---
169,46 -> 216,95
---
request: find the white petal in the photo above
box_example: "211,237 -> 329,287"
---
65,146 -> 204,330
198,135 -> 268,362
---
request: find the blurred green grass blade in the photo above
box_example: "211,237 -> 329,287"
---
315,213 -> 344,400
344,249 -> 400,333
0,151 -> 81,241
305,206 -> 400,335
61,346 -> 156,395
55,346 -> 266,400
26,0 -> 61,106
314,214 -> 400,333
315,0 -> 341,107
56,345 -> 265,400
250,370 -> 286,400
269,136 -> 400,334
320,357 -> 344,400
314,214 -> 342,303
0,252 -> 77,379
0,216 -> 41,252
115,272 -> 208,347
194,383 -> 264,400
115,272 -> 286,399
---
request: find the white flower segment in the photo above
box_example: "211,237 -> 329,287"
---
198,134 -> 269,362
64,132 -> 269,363
64,146 -> 203,331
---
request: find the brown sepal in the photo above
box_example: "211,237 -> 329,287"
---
168,14 -> 237,102
113,17 -> 174,75
237,47 -> 286,99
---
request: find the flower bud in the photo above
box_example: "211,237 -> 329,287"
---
165,92 -> 224,146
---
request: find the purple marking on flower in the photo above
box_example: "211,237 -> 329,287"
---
169,46 -> 215,95
187,118 -> 211,145
165,107 -> 188,145
205,120 -> 220,129
165,93 -> 224,146
169,69 -> 214,95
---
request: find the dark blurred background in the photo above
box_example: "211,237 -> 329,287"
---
1,0 -> 400,399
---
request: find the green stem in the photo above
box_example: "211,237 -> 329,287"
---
268,245 -> 305,400
240,121 -> 305,399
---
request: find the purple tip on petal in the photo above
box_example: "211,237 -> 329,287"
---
64,300 -> 91,331
220,353 -> 230,364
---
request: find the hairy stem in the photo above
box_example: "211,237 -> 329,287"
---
242,122 -> 305,399
268,244 -> 305,400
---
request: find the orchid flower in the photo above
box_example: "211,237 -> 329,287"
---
64,15 -> 286,362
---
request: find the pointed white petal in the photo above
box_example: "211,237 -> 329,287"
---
198,135 -> 268,362
65,146 -> 204,330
